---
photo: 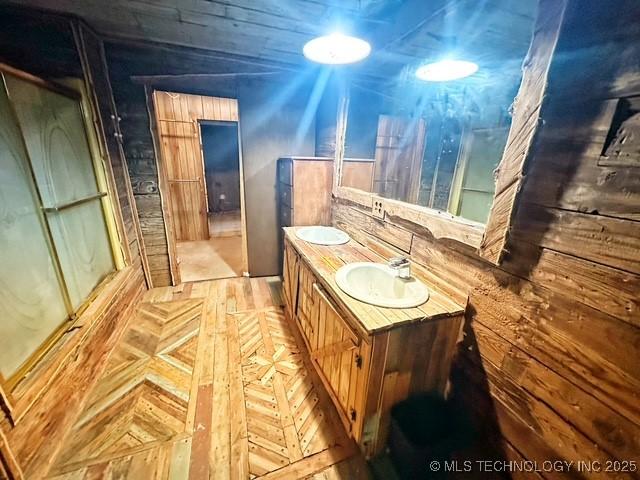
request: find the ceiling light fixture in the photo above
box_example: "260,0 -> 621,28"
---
415,59 -> 479,81
303,32 -> 371,65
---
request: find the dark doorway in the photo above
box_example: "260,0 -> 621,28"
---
202,121 -> 241,215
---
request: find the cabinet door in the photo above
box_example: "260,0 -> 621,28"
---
295,261 -> 318,349
291,160 -> 332,225
282,240 -> 299,319
311,283 -> 369,436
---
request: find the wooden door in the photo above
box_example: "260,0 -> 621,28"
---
154,92 -> 209,241
310,283 -> 368,435
282,240 -> 299,319
373,115 -> 426,203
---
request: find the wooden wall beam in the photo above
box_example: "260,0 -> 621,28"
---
479,0 -> 568,264
72,21 -> 153,287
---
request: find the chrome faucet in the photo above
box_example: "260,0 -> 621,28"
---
388,256 -> 411,279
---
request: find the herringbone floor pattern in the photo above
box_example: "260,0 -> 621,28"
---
47,278 -> 361,479
233,309 -> 335,477
51,300 -> 202,473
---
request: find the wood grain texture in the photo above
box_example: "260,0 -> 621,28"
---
291,159 -> 333,226
45,277 -> 360,479
341,160 -> 374,192
333,186 -> 485,249
478,0 -> 568,264
372,115 -> 425,204
283,236 -> 464,457
1,268 -> 145,479
283,228 -> 465,335
276,157 -> 334,229
330,1 -> 640,460
6,0 -> 535,84
50,299 -> 203,475
153,91 -> 238,242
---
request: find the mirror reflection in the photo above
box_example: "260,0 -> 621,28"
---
339,54 -> 528,224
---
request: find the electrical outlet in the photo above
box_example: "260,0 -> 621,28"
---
372,199 -> 385,219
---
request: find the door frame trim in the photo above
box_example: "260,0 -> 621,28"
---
146,88 -> 250,284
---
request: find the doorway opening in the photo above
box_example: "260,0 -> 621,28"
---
152,91 -> 248,284
182,121 -> 244,281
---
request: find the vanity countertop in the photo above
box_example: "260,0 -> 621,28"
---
284,227 -> 465,335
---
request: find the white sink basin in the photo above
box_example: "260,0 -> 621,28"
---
295,226 -> 350,246
335,262 -> 429,308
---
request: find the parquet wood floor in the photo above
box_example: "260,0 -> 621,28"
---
47,277 -> 365,480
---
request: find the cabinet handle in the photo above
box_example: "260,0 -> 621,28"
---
350,408 -> 357,422
355,354 -> 362,369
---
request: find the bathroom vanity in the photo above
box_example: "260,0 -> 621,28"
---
282,227 -> 465,457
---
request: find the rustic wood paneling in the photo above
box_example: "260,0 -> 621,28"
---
342,160 -> 375,192
1,267 -> 145,479
479,0 -> 568,264
105,43 -> 316,283
331,0 -> 640,469
372,115 -> 425,204
153,91 -> 238,241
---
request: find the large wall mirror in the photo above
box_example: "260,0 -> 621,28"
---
334,2 -> 538,253
339,70 -> 519,225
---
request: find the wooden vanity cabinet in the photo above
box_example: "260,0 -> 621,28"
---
277,157 -> 333,228
282,235 -> 465,457
287,252 -> 371,440
277,157 -> 333,273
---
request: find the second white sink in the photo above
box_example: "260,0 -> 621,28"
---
335,262 -> 429,308
296,226 -> 350,245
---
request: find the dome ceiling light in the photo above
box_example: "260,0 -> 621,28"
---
303,33 -> 371,65
415,59 -> 479,81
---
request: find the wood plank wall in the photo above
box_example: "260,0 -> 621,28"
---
333,0 -> 640,471
75,24 -> 147,275
0,9 -> 149,479
154,90 -> 239,241
105,43 -> 316,283
104,43 -> 268,286
0,268 -> 145,480
0,8 -> 146,278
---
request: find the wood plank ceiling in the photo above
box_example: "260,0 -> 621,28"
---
6,0 -> 537,77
